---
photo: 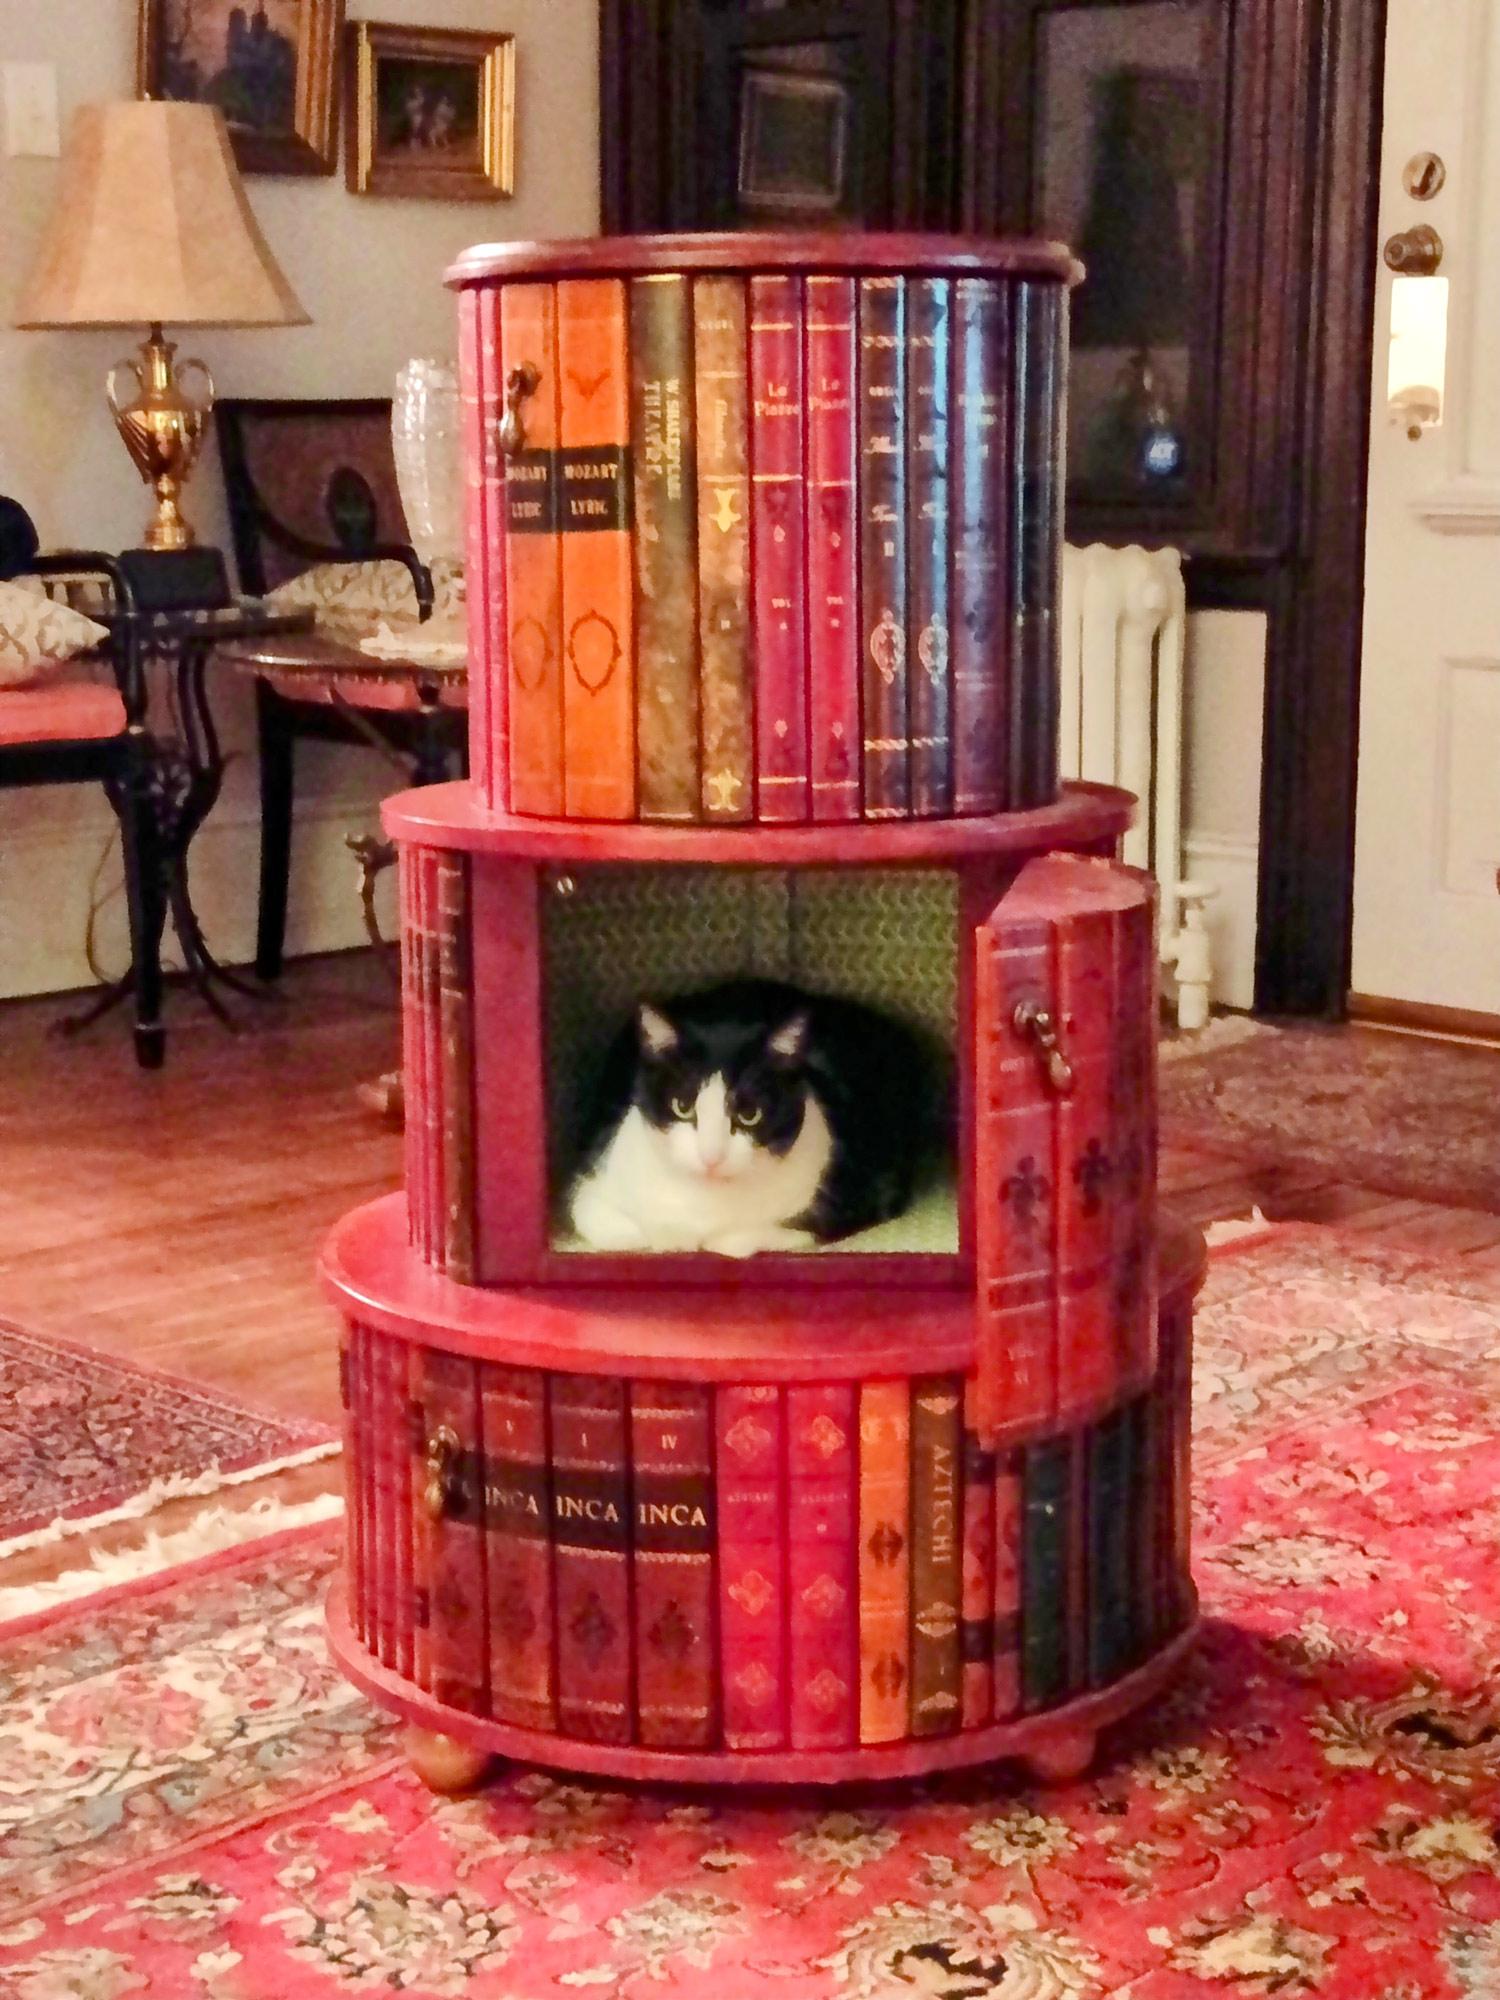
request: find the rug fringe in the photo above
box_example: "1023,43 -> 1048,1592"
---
1159,1013 -> 1271,1063
0,1491 -> 345,1622
1204,1207 -> 1272,1246
0,1438 -> 342,1563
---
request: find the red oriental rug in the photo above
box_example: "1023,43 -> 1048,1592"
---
0,1316 -> 337,1553
1161,1021 -> 1500,1212
2,1226 -> 1500,1998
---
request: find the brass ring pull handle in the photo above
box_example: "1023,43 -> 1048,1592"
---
423,1424 -> 461,1521
497,363 -> 541,457
1013,999 -> 1076,1096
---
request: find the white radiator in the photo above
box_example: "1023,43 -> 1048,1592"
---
1059,542 -> 1213,1027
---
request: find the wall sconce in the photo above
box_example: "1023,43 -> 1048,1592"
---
1387,272 -> 1448,439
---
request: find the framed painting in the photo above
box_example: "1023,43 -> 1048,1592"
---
136,0 -> 342,176
346,21 -> 515,200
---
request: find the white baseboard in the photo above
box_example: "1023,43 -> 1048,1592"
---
0,792 -> 397,1001
1180,830 -> 1259,1010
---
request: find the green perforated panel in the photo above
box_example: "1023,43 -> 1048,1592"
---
542,865 -> 959,1252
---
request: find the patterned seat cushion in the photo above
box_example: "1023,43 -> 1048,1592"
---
0,683 -> 125,746
0,580 -> 110,689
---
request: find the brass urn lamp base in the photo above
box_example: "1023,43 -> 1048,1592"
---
106,324 -> 216,552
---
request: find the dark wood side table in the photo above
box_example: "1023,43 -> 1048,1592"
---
63,601 -> 316,1053
214,625 -> 468,1118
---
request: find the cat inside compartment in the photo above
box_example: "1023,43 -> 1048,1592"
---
545,865 -> 958,1257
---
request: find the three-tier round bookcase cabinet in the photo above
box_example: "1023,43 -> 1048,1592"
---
324,233 -> 1203,1795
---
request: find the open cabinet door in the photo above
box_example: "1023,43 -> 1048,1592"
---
974,853 -> 1157,1442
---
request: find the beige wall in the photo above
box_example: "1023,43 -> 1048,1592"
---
0,0 -> 599,998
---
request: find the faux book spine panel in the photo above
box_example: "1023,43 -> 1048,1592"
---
858,275 -> 909,818
557,278 -> 636,821
974,855 -> 1159,1441
750,273 -> 810,822
457,285 -> 495,806
631,275 -> 700,822
361,1320 -> 1193,1753
401,844 -> 476,1279
501,283 -> 565,817
693,275 -> 754,822
805,274 -> 861,821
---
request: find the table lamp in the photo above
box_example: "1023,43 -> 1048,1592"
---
14,100 -> 309,552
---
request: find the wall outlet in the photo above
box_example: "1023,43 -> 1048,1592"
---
3,63 -> 61,159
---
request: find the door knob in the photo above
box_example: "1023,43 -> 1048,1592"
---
1384,224 -> 1443,276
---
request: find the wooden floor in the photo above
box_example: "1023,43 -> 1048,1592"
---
4,959 -> 1500,1434
3,955 -> 1499,1594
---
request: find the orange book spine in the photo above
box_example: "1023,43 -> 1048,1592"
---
500,283 -> 565,817
557,278 -> 636,820
857,1378 -> 911,1743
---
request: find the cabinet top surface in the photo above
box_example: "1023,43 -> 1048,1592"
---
447,230 -> 1082,289
382,781 -> 1134,863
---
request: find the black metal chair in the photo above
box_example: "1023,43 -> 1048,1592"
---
215,396 -> 462,981
0,497 -> 163,1068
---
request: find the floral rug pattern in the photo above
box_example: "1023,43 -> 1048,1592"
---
1160,1022 -> 1500,1211
3,1229 -> 1500,1997
0,1318 -> 335,1545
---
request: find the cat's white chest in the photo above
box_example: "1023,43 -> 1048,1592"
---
569,1098 -> 834,1256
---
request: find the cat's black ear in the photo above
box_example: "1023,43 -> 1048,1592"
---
767,1010 -> 810,1064
637,1002 -> 678,1059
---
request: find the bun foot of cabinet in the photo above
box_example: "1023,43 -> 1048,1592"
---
404,1726 -> 496,1795
1018,1727 -> 1097,1785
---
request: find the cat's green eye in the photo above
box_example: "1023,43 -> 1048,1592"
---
670,1094 -> 695,1120
736,1104 -> 763,1130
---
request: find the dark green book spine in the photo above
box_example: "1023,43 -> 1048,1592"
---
630,274 -> 700,822
1008,279 -> 1064,808
1086,1404 -> 1136,1688
1020,1434 -> 1072,1711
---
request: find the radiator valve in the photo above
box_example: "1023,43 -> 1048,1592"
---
1165,879 -> 1218,1032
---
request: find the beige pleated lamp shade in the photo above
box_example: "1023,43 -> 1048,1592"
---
15,100 -> 309,329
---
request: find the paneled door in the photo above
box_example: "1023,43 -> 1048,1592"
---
1351,0 -> 1500,1017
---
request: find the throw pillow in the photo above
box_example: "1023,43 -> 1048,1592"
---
0,579 -> 110,689
264,557 -> 464,632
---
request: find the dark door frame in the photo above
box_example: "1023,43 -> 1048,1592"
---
598,0 -> 1388,1016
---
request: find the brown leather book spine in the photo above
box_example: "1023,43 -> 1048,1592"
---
415,1347 -> 489,1715
480,1364 -> 555,1731
500,282 -> 564,818
905,275 -> 954,816
557,278 -> 635,820
858,275 -> 910,817
909,1374 -> 963,1737
693,275 -> 753,822
959,1375 -> 995,1729
436,851 -> 475,1282
549,1372 -> 633,1743
857,1377 -> 911,1744
631,1382 -> 716,1748
630,274 -> 700,822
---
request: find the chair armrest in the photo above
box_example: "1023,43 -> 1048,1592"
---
19,551 -> 146,727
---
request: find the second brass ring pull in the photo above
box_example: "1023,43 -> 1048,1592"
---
498,362 -> 540,457
423,1424 -> 461,1520
1013,999 -> 1076,1096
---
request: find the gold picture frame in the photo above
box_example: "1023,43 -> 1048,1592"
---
346,22 -> 515,200
137,0 -> 342,176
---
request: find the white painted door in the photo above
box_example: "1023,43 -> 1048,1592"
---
1351,0 -> 1500,1014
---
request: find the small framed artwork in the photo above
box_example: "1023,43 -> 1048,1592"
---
346,21 -> 515,200
136,0 -> 342,175
737,65 -> 849,217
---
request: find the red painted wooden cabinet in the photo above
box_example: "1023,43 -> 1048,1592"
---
324,233 -> 1202,1794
